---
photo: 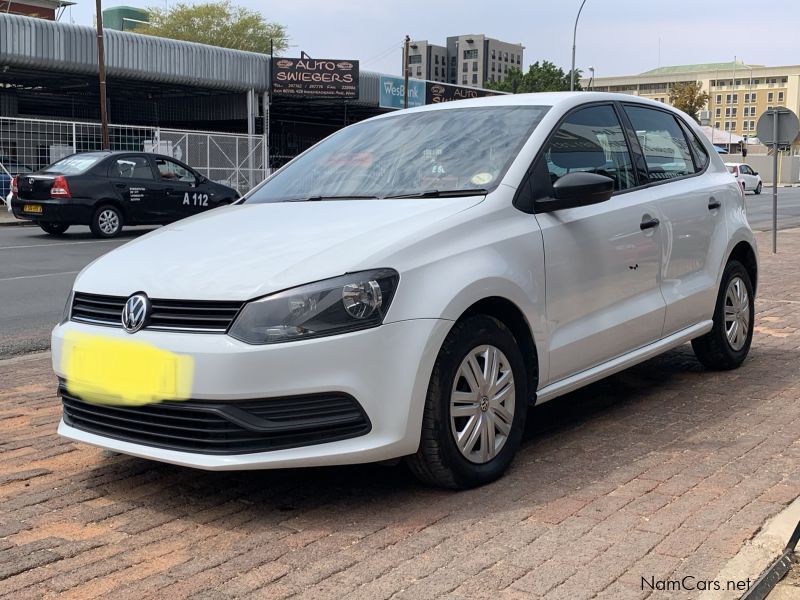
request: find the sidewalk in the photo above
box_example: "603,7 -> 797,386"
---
0,208 -> 29,226
1,229 -> 799,599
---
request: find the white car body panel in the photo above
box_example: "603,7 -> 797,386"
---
52,92 -> 758,470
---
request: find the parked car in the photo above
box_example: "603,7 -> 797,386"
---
9,151 -> 239,237
0,159 -> 34,203
726,162 -> 762,194
52,94 -> 757,489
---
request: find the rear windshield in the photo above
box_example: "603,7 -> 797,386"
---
43,155 -> 104,175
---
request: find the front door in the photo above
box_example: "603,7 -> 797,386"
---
152,156 -> 203,222
533,103 -> 666,383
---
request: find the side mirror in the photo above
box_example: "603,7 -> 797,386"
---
753,171 -> 758,176
537,172 -> 614,212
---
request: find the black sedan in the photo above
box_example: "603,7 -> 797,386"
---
10,151 -> 240,238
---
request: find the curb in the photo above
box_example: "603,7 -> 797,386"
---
698,496 -> 800,600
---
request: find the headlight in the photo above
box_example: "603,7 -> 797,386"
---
60,290 -> 74,325
228,269 -> 399,345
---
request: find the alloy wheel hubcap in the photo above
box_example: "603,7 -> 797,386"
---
99,210 -> 119,234
724,276 -> 750,351
450,345 -> 515,464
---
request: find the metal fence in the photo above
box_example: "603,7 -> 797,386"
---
0,117 -> 267,194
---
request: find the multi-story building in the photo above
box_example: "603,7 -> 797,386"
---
406,34 -> 524,88
587,60 -> 800,139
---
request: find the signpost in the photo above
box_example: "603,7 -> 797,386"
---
271,57 -> 359,99
756,107 -> 800,253
425,82 -> 501,104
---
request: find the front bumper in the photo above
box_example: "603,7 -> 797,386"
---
52,318 -> 452,470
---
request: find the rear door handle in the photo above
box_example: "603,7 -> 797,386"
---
640,217 -> 660,230
114,183 -> 127,189
708,199 -> 721,210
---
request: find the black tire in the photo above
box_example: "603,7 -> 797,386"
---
755,182 -> 762,195
405,315 -> 529,489
90,205 -> 123,238
39,222 -> 70,235
691,260 -> 754,370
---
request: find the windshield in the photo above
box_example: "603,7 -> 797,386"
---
246,105 -> 548,203
43,154 -> 104,175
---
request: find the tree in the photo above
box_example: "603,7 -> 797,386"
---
485,61 -> 580,94
669,82 -> 709,123
137,1 -> 288,55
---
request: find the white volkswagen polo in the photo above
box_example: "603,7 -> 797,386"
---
53,93 -> 757,488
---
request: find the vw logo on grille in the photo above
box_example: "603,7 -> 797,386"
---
121,293 -> 150,333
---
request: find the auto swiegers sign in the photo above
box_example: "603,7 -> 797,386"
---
271,58 -> 359,99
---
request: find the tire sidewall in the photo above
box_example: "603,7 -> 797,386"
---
713,261 -> 755,364
429,316 -> 528,488
91,205 -> 123,238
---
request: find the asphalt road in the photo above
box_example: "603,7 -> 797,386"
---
0,224 -> 155,357
1,188 -> 800,358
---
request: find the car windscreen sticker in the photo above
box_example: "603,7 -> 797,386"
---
470,172 -> 493,186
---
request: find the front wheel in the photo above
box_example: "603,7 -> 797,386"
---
755,182 -> 762,195
691,260 -> 754,370
39,222 -> 70,235
405,315 -> 529,489
90,205 -> 123,238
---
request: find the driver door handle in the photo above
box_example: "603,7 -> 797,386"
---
640,216 -> 660,230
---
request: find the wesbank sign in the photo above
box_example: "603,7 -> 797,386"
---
379,76 -> 426,109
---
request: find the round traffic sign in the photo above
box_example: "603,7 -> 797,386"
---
756,108 -> 800,146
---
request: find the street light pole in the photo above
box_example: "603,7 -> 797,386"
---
95,0 -> 109,149
403,35 -> 410,109
570,0 -> 588,91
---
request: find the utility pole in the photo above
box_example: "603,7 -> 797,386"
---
570,0 -> 588,91
95,0 -> 109,149
403,35 -> 410,109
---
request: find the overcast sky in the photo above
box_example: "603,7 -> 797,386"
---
64,0 -> 799,78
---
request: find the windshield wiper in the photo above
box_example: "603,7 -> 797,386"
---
383,188 -> 489,199
286,195 -> 381,202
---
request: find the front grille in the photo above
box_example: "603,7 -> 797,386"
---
71,292 -> 244,333
60,389 -> 371,454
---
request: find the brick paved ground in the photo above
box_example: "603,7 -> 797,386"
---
1,229 -> 800,600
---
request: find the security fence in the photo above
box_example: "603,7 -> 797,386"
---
0,117 -> 267,194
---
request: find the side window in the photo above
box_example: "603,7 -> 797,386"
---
155,158 -> 195,183
543,105 -> 635,192
111,157 -> 154,180
624,106 -> 696,182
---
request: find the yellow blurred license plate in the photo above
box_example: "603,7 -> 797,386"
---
61,332 -> 194,406
23,204 -> 42,214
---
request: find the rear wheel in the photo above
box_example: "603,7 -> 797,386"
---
90,205 -> 123,238
406,315 -> 528,489
755,182 -> 762,195
39,222 -> 69,235
691,260 -> 754,370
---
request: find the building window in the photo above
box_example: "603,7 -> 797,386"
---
490,74 -> 495,82
779,91 -> 785,102
726,94 -> 731,103
731,107 -> 737,116
725,108 -> 731,117
517,56 -> 521,64
716,94 -> 722,103
463,49 -> 478,59
732,94 -> 738,103
409,55 -> 422,64
462,62 -> 467,73
504,52 -> 508,61
714,121 -> 720,129
742,121 -> 748,131
768,92 -> 774,102
472,61 -> 478,71
724,121 -> 731,131
472,74 -> 478,84
416,67 -> 422,76
434,55 -> 438,65
434,67 -> 439,76
504,65 -> 508,73
491,49 -> 496,59
462,77 -> 467,85
750,120 -> 755,130
715,108 -> 721,117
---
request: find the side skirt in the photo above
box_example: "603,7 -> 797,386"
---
535,320 -> 713,405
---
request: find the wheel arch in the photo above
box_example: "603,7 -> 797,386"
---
728,240 -> 758,294
94,198 -> 128,221
457,296 -> 539,405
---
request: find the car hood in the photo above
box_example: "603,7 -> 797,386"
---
74,198 -> 483,300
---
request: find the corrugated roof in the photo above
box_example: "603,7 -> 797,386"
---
639,61 -> 761,76
0,13 -> 382,105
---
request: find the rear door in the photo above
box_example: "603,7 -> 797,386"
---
621,104 -> 726,335
107,155 -> 159,222
534,103 -> 666,383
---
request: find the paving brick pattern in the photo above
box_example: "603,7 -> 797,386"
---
1,229 -> 800,599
